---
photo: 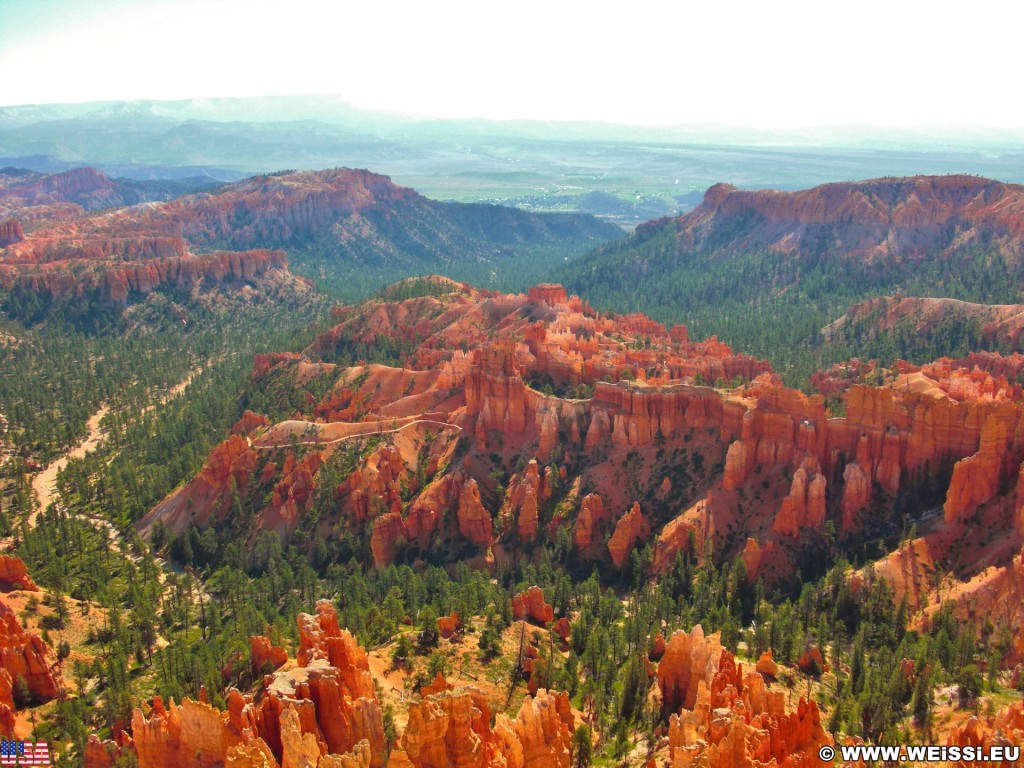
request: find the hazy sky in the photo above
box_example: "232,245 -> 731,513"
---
2,0 -> 1022,129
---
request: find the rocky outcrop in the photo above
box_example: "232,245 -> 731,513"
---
944,414 -> 1015,524
0,555 -> 38,591
572,493 -> 607,555
608,502 -> 650,569
457,478 -> 493,548
659,626 -> 833,768
141,280 -> 1024,599
251,636 -> 288,675
512,587 -> 554,626
1,244 -> 290,304
673,176 -> 1024,262
755,651 -> 778,678
397,687 -> 574,768
797,645 -> 829,676
0,670 -> 15,736
370,513 -> 408,569
773,459 -> 827,538
527,284 -> 568,306
0,220 -> 23,247
0,597 -> 62,703
945,696 -> 1024,767
840,462 -> 870,531
87,601 -> 386,768
499,460 -> 548,544
722,440 -> 750,491
131,695 -> 239,768
138,433 -> 257,539
657,626 -> 724,717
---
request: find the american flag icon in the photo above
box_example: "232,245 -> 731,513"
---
0,741 -> 50,766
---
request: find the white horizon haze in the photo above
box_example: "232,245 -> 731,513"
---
2,0 -> 1023,132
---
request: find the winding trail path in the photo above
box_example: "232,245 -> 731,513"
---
247,418 -> 462,450
31,405 -> 109,525
30,362 -> 207,522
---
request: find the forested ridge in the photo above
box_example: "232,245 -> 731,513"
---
561,219 -> 1023,385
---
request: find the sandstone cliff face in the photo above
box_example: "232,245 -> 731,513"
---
251,636 -> 288,675
86,601 -> 387,768
0,555 -> 38,591
457,478 -> 494,548
659,625 -> 832,768
397,687 -> 573,768
0,670 -> 15,736
0,219 -> 23,247
772,459 -> 827,538
0,597 -> 62,703
0,167 -> 419,313
1,246 -> 290,304
657,626 -> 725,717
608,502 -> 650,569
674,175 -> 1024,262
571,493 -> 608,556
141,281 -> 1024,597
945,696 -> 1024,767
498,460 -> 548,544
512,587 -> 554,626
943,413 -> 1016,524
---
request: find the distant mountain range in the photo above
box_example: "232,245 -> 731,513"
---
0,165 -> 620,329
562,175 -> 1024,377
4,96 -> 1024,229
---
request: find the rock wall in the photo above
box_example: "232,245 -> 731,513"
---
396,687 -> 574,768
86,601 -> 386,768
0,598 -> 63,703
659,625 -> 832,768
0,555 -> 38,591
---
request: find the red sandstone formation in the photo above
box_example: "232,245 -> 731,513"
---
670,176 -> 1024,263
139,433 -> 258,538
420,672 -> 453,698
608,502 -> 650,569
141,281 -> 1024,620
0,243 -> 292,304
944,413 -> 1015,524
512,586 -> 554,626
0,220 -> 23,248
499,460 -> 548,544
552,618 -> 571,652
457,477 -> 494,548
528,284 -> 569,306
773,458 -> 827,538
0,167 -> 418,311
572,493 -> 608,555
251,636 -> 288,675
0,555 -> 38,591
755,651 -> 778,678
86,601 -> 386,768
0,597 -> 62,703
797,645 -> 829,676
650,633 -> 667,662
396,686 -> 574,768
0,670 -> 15,736
0,167 -> 124,212
658,626 -> 832,768
233,411 -> 272,436
657,626 -> 725,717
945,695 -> 1024,768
